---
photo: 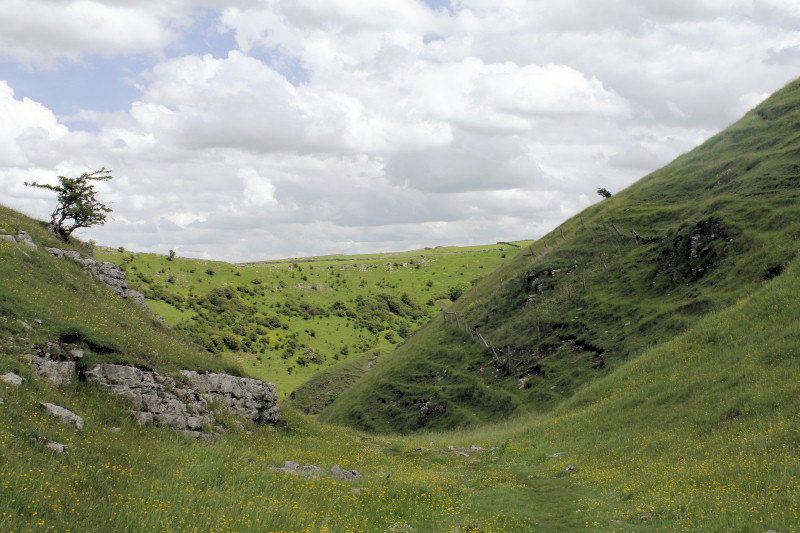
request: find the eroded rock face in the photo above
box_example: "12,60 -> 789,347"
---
85,364 -> 214,431
46,248 -> 149,310
24,354 -> 76,387
19,340 -> 282,436
181,370 -> 282,424
84,364 -> 282,432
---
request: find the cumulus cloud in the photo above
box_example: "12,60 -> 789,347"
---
1,0 -> 800,261
0,1 -> 178,66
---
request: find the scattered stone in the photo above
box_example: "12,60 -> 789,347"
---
46,441 -> 67,453
17,319 -> 33,330
181,430 -> 208,440
39,402 -> 84,430
447,444 -> 498,456
0,234 -> 16,244
563,465 -> 576,473
429,442 -> 435,447
0,394 -> 4,404
330,465 -> 362,480
549,452 -> 566,458
298,465 -> 323,476
274,461 -> 323,477
16,231 -> 37,250
468,459 -> 481,465
1,372 -> 24,386
34,319 -> 43,325
638,513 -> 653,519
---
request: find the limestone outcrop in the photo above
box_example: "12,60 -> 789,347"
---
83,364 -> 282,433
19,336 -> 282,438
181,370 -> 282,425
46,247 -> 149,310
24,342 -> 82,387
85,364 -> 215,432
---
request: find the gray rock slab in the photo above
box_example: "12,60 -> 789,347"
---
16,231 -> 37,250
39,402 -> 84,429
46,441 -> 67,453
24,354 -> 76,387
1,372 -> 24,387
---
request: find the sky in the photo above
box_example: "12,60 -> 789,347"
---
1,1 -> 799,262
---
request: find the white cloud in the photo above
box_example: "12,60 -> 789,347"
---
1,1 -> 800,261
0,1 -> 178,66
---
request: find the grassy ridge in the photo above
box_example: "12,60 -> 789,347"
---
322,76 -> 800,433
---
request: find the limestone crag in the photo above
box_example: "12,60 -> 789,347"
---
45,247 -> 149,309
85,364 -> 214,432
181,370 -> 282,424
24,342 -> 83,387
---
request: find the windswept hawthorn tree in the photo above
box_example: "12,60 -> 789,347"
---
26,168 -> 113,241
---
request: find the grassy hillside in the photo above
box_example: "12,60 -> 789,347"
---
0,206 -> 242,377
2,202 -> 799,530
3,77 -> 800,532
323,76 -> 800,433
96,241 -> 531,395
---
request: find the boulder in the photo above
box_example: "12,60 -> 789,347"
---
22,342 -> 86,387
0,235 -> 16,244
273,461 -> 322,477
330,465 -> 362,480
23,354 -> 76,387
16,231 -> 37,250
46,441 -> 67,453
39,402 -> 84,429
1,372 -> 24,387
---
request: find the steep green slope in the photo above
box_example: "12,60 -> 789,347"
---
0,206 -> 241,375
323,77 -> 800,433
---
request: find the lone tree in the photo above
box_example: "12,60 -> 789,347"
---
596,187 -> 612,199
26,168 -> 113,241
